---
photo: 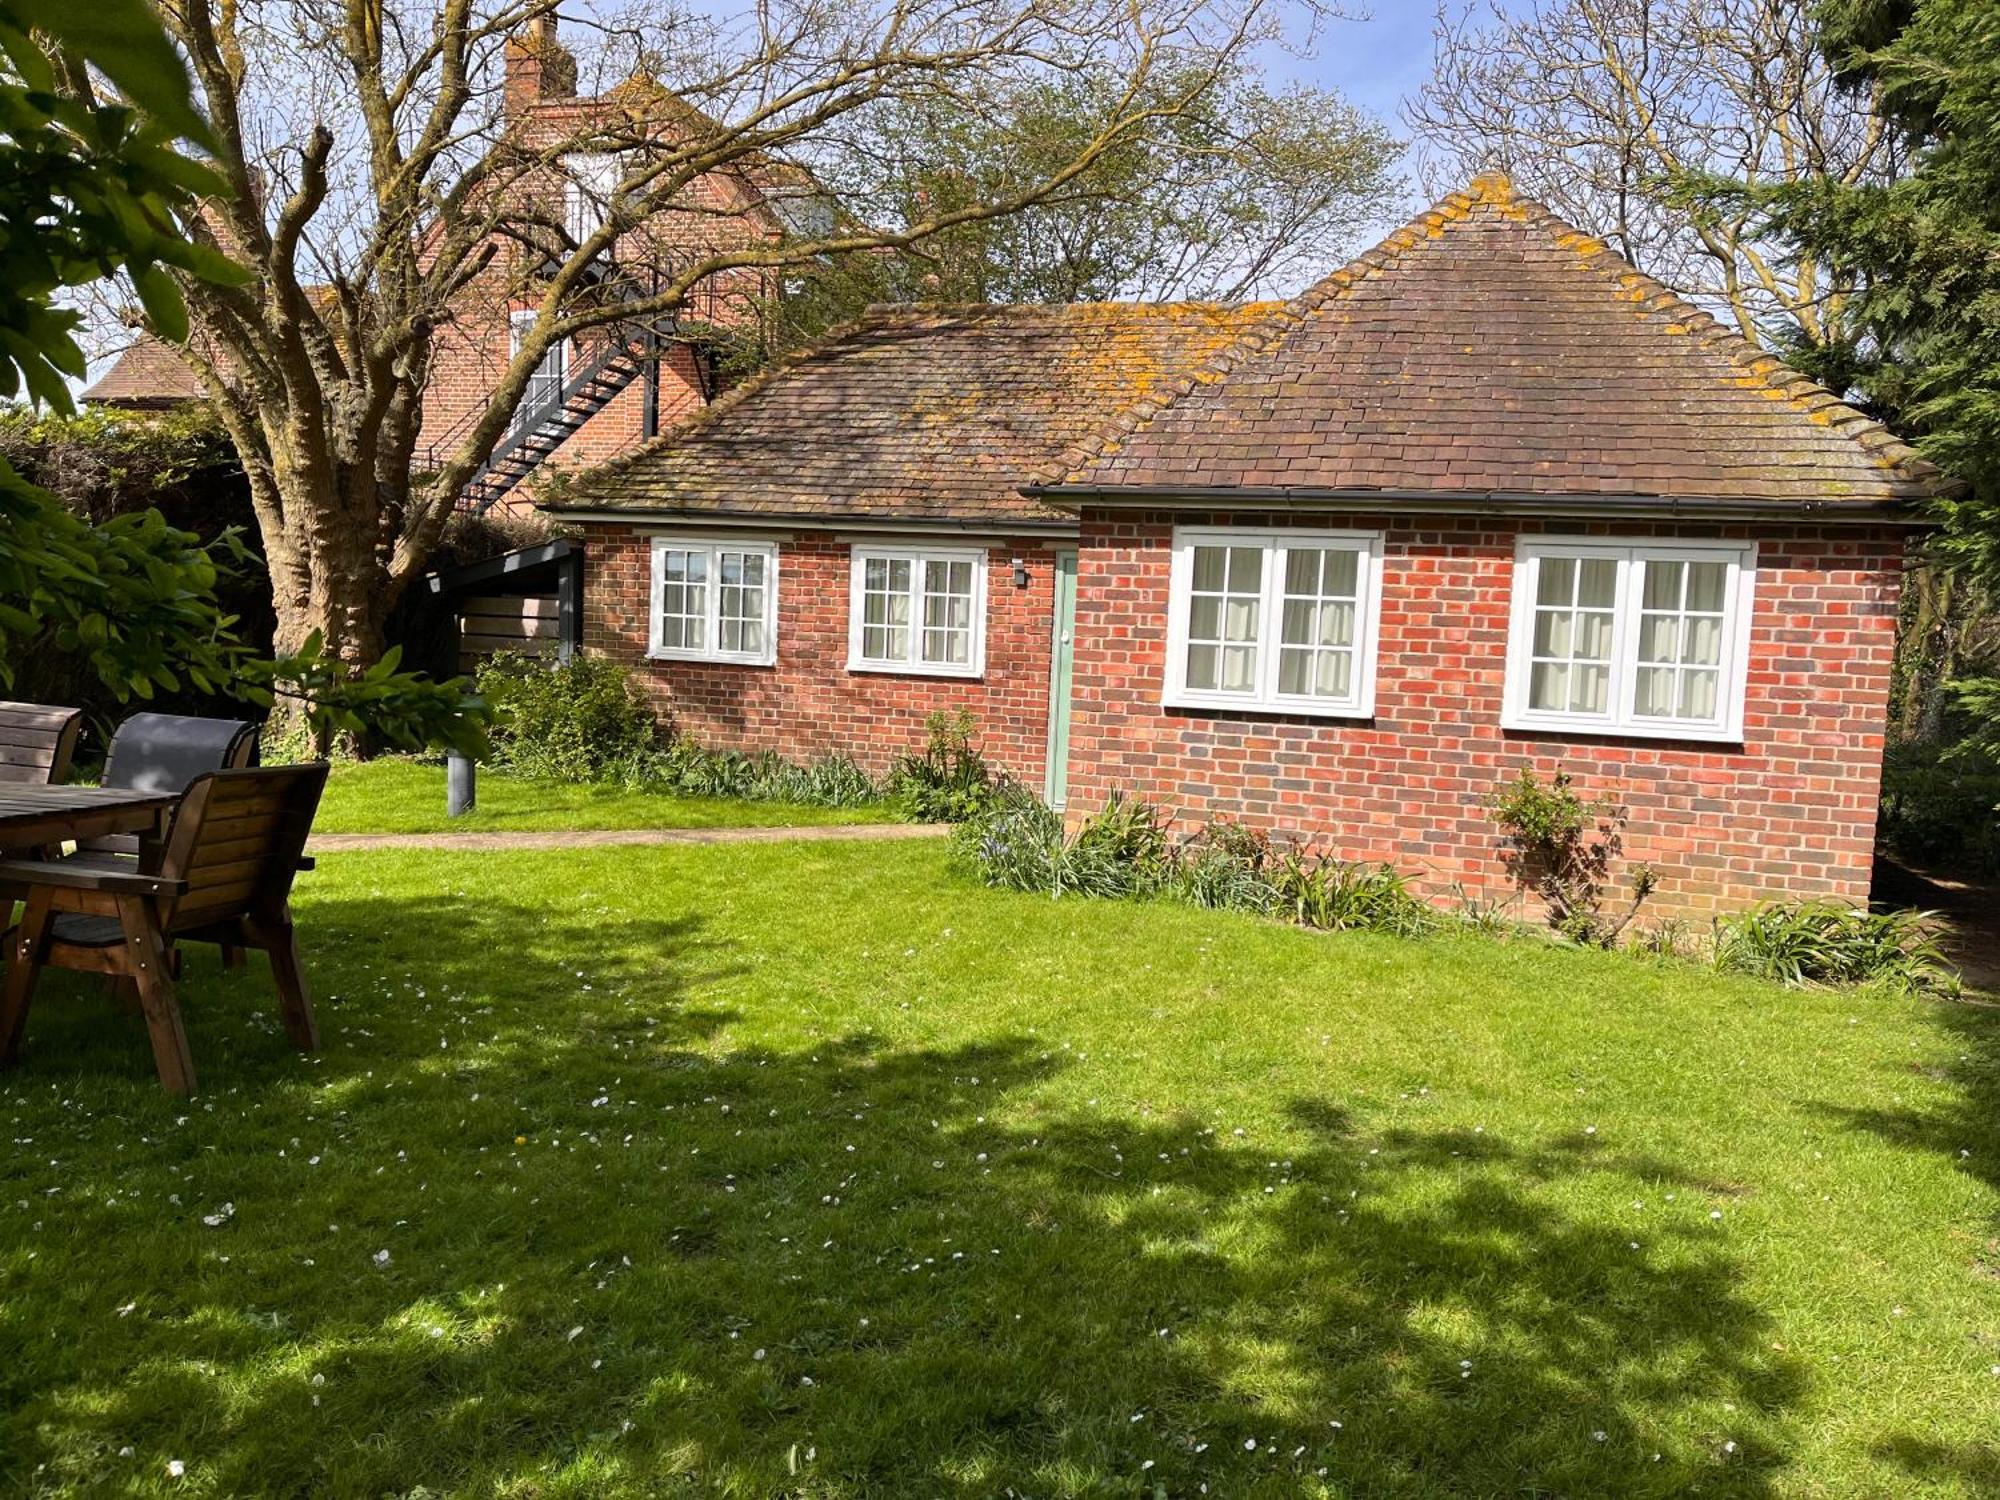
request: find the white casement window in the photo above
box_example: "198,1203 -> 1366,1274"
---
564,152 -> 624,245
1163,527 -> 1384,717
509,310 -> 567,432
1503,537 -> 1758,742
648,537 -> 780,666
847,546 -> 987,678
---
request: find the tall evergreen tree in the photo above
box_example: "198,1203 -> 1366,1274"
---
1745,0 -> 2000,744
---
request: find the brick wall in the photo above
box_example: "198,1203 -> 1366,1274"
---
581,524 -> 1064,782
1065,508 -> 1904,919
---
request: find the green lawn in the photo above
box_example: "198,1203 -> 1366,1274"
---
2,841 -> 1996,1497
313,757 -> 898,834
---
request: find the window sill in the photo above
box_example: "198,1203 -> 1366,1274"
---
1500,711 -> 1745,746
646,649 -> 776,668
1163,689 -> 1374,721
846,658 -> 984,681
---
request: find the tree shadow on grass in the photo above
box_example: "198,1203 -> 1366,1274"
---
1,886 -> 1809,1497
1807,996 -> 2000,1493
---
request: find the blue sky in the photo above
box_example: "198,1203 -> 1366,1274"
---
1268,5 -> 1440,127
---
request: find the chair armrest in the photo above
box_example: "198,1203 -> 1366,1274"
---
0,858 -> 187,896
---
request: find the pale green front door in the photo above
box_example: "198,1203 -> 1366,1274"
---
1045,549 -> 1079,809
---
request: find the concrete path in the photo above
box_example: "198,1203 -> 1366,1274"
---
309,822 -> 951,853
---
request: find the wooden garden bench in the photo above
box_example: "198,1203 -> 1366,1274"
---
0,762 -> 329,1094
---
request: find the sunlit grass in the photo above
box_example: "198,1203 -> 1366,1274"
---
1,840 -> 1995,1496
313,756 -> 896,834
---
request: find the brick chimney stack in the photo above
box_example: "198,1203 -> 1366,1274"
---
504,11 -> 577,116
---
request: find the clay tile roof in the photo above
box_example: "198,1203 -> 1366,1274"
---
1034,173 -> 1953,508
82,336 -> 205,408
542,300 -> 1277,526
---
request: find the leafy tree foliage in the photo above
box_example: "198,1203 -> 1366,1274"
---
0,0 -> 484,753
771,60 -> 1399,348
1739,0 -> 2000,754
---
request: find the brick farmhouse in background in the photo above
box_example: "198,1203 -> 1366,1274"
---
87,14 -> 786,513
545,175 -> 1951,919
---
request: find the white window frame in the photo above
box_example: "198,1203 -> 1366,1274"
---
1162,526 -> 1385,719
647,536 -> 780,667
1502,536 -> 1758,743
845,545 -> 988,679
563,152 -> 624,245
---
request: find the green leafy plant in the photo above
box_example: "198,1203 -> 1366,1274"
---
1167,820 -> 1278,912
1879,740 -> 2000,874
475,653 -> 659,782
1270,852 -> 1436,937
1714,903 -> 1958,995
890,709 -> 1006,823
1490,768 -> 1656,946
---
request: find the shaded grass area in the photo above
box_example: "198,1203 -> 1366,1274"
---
1,842 -> 1996,1497
313,757 -> 896,834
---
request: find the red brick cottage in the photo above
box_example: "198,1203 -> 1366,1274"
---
544,174 -> 1951,917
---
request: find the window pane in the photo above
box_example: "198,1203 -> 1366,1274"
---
1642,559 -> 1684,611
1281,600 -> 1315,647
1320,548 -> 1360,597
1633,664 -> 1676,716
1277,646 -> 1311,696
1190,597 -> 1221,639
1571,662 -> 1609,713
1686,561 -> 1727,613
1636,614 -> 1678,664
1221,645 -> 1257,691
720,553 -> 744,587
719,618 -> 741,653
1223,597 -> 1259,643
1684,614 -> 1723,667
1578,557 -> 1617,608
864,556 -> 889,593
660,616 -> 684,650
1574,611 -> 1614,660
1316,651 -> 1353,698
1191,546 -> 1228,591
1225,547 -> 1261,593
1529,661 -> 1569,711
1317,601 -> 1355,649
740,620 -> 765,656
1532,609 -> 1572,657
1186,643 -> 1220,691
1284,548 -> 1320,593
1536,556 -> 1576,607
1679,668 -> 1719,720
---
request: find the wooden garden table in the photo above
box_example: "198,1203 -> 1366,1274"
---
0,785 -> 179,855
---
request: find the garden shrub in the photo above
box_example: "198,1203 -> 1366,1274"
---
627,741 -> 882,808
1167,821 -> 1277,912
954,780 -> 1957,995
1714,902 -> 1956,995
1489,767 -> 1655,946
1270,852 -> 1435,937
1878,743 -> 2000,874
890,709 -> 1007,822
475,652 -> 660,782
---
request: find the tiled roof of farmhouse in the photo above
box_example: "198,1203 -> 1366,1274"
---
82,337 -> 206,407
541,301 -> 1276,525
1034,173 -> 1950,506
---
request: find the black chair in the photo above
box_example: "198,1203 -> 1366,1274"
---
80,713 -> 258,857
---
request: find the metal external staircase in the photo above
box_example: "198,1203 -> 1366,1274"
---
454,331 -> 654,513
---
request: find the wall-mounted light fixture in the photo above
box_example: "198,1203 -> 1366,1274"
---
1012,557 -> 1032,589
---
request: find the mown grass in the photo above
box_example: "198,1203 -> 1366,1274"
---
313,757 -> 897,834
1,840 -> 1996,1497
